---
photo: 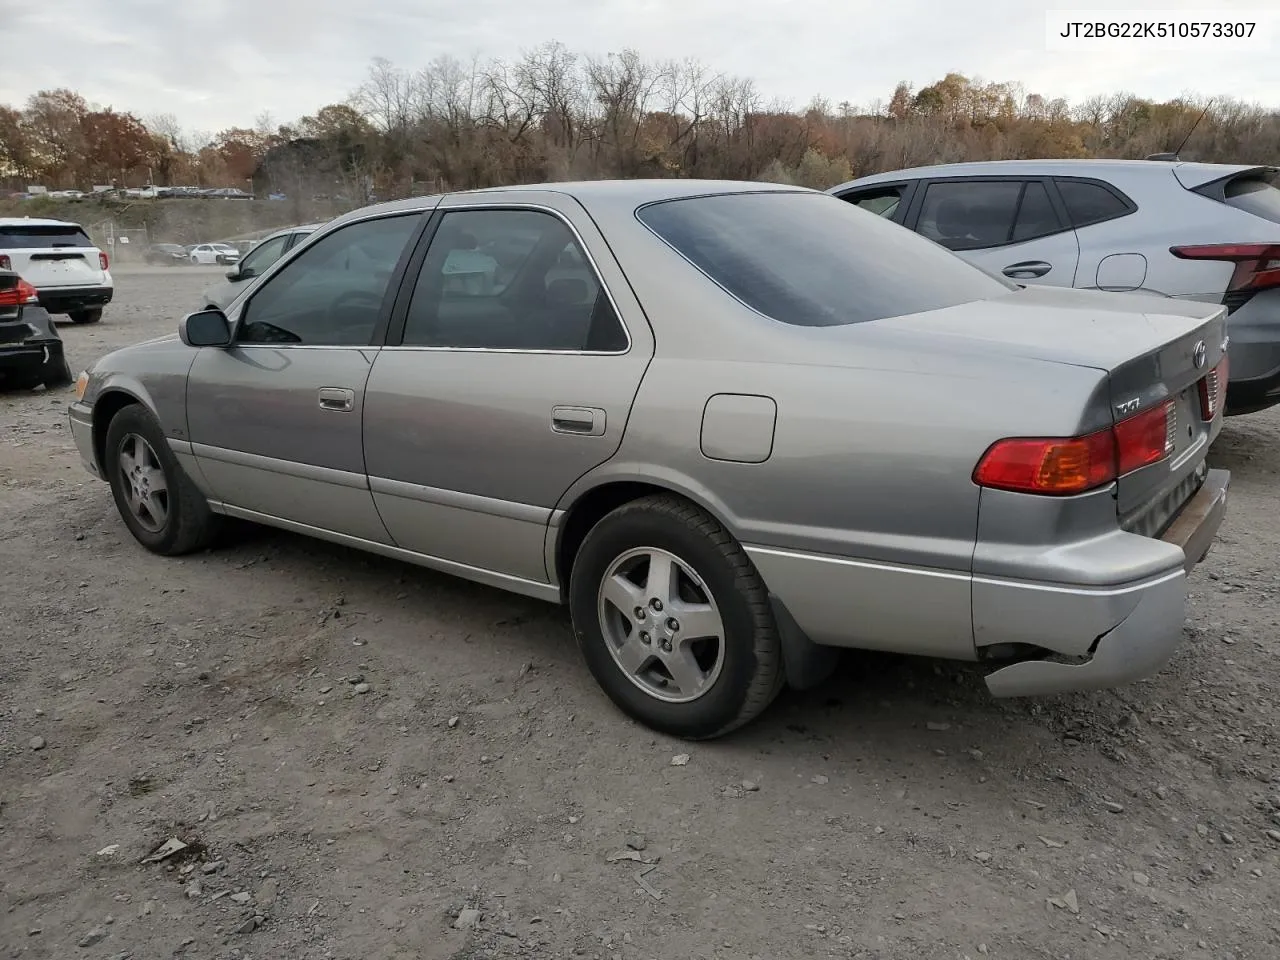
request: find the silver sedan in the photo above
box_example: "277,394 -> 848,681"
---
69,180 -> 1230,739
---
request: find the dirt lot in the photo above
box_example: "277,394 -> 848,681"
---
2,266 -> 1279,960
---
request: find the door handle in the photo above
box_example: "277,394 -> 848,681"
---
551,405 -> 606,436
317,387 -> 355,412
1003,260 -> 1053,279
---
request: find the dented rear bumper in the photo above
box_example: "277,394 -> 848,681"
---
984,469 -> 1229,697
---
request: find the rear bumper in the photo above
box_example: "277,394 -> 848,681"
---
984,468 -> 1229,697
37,285 -> 113,314
69,401 -> 100,478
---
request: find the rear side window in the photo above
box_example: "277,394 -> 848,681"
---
0,225 -> 95,249
636,191 -> 1016,328
1222,174 -> 1280,225
1054,179 -> 1133,228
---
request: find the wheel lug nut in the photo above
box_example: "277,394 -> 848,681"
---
649,598 -> 663,612
639,631 -> 651,644
634,607 -> 645,620
661,640 -> 672,652
666,618 -> 679,631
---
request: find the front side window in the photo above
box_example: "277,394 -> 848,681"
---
636,191 -> 1015,328
238,214 -> 420,346
238,233 -> 290,278
400,208 -> 627,352
840,186 -> 904,219
917,181 -> 1023,250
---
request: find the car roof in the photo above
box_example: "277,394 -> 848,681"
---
0,216 -> 85,228
328,179 -> 810,226
828,159 -> 1264,192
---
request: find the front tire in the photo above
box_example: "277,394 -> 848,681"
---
568,494 -> 785,740
104,404 -> 221,555
69,308 -> 102,324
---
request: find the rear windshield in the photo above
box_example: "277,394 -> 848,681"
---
636,191 -> 1016,327
1223,173 -> 1280,225
0,225 -> 94,249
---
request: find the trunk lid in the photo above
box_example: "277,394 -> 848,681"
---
878,284 -> 1227,529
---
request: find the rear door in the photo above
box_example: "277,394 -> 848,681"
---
0,222 -> 103,289
362,192 -> 655,586
904,177 -> 1081,287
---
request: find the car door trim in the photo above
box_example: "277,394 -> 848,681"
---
207,501 -> 562,603
190,441 -> 369,490
380,201 -> 632,355
368,475 -> 553,525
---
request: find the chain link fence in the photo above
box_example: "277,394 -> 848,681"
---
86,221 -> 150,264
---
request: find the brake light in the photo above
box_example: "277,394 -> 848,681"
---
1198,355 -> 1229,420
0,278 -> 39,306
1170,243 -> 1280,294
99,251 -> 109,270
974,400 -> 1175,496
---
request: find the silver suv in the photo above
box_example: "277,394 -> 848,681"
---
829,160 -> 1280,415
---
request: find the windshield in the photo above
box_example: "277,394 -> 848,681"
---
636,191 -> 1016,327
1224,173 -> 1280,225
0,225 -> 94,249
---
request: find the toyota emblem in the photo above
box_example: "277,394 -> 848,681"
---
1193,340 -> 1207,369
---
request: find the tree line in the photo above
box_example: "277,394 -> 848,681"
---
2,42 -> 1278,201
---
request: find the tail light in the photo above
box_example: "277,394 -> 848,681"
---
99,251 -> 110,270
1198,354 -> 1229,420
974,400 -> 1175,496
0,277 -> 40,307
0,255 -> 10,270
1170,243 -> 1280,305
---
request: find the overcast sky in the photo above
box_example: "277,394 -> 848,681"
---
4,0 -> 1277,133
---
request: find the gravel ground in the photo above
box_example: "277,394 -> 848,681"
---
2,266 -> 1279,960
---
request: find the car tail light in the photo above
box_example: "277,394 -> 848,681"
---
0,255 -> 10,270
1170,243 -> 1280,296
974,400 -> 1175,496
1198,354 -> 1229,420
99,251 -> 109,270
0,278 -> 39,306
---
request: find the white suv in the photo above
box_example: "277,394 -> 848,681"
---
0,217 -> 114,324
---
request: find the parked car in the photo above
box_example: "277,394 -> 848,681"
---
68,180 -> 1229,739
0,217 -> 112,323
187,243 -> 241,266
0,269 -> 74,390
200,223 -> 321,310
828,159 -> 1280,415
146,243 -> 189,266
201,188 -> 253,200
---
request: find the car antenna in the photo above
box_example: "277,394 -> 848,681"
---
1146,99 -> 1213,162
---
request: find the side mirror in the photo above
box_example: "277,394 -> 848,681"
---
225,265 -> 242,280
179,308 -> 232,347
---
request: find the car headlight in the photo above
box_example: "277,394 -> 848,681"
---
75,371 -> 89,400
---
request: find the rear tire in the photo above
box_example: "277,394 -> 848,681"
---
104,404 -> 221,556
568,494 -> 785,740
69,308 -> 102,324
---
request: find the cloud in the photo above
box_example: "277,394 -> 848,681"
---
1,0 -> 1275,132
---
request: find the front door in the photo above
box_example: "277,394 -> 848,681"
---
908,178 -> 1081,287
362,195 -> 655,587
186,212 -> 425,542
